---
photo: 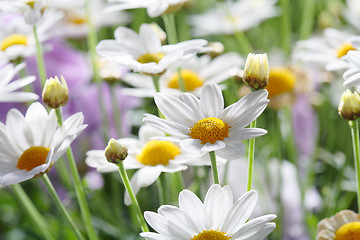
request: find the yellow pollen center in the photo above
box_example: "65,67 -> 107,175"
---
17,146 -> 50,171
189,117 -> 230,144
168,69 -> 204,91
335,222 -> 360,240
336,42 -> 356,58
266,67 -> 296,97
137,52 -> 165,64
68,15 -> 86,24
1,34 -> 28,51
136,140 -> 181,166
191,230 -> 232,240
26,0 -> 35,8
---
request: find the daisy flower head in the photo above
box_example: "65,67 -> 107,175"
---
342,48 -> 360,87
140,184 -> 276,240
293,28 -> 357,71
120,52 -> 244,97
86,125 -> 212,205
0,63 -> 38,102
0,102 -> 87,185
96,23 -> 209,75
105,0 -> 188,18
0,0 -> 50,25
143,83 -> 269,160
0,10 -> 63,62
316,210 -> 360,240
190,0 -> 279,37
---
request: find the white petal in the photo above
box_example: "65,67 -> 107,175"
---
179,139 -> 203,154
216,142 -> 246,160
143,114 -> 190,138
200,83 -> 224,118
228,128 -> 268,142
179,189 -> 205,232
204,184 -> 228,229
200,141 -> 226,154
232,214 -> 277,239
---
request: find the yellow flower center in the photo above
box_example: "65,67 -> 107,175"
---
266,67 -> 296,97
137,52 -> 165,64
191,230 -> 232,240
189,117 -> 230,144
1,34 -> 28,51
336,42 -> 356,58
168,69 -> 204,91
136,140 -> 181,166
335,222 -> 360,240
26,0 -> 35,8
17,146 -> 50,171
68,15 -> 86,25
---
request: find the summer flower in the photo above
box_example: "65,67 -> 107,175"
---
140,184 -> 276,240
86,125 -> 213,205
96,23 -> 209,75
0,102 -> 86,185
0,63 -> 38,102
143,83 -> 269,160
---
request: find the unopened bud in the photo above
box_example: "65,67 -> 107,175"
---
105,138 -> 128,164
42,76 -> 69,108
243,53 -> 269,90
207,42 -> 224,58
338,89 -> 360,120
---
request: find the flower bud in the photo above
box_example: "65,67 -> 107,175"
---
207,42 -> 224,58
243,53 -> 269,90
105,138 -> 128,164
42,76 -> 69,108
338,89 -> 360,120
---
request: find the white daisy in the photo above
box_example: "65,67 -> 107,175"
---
293,28 -> 357,71
86,125 -> 214,205
190,0 -> 279,37
143,83 -> 269,160
0,11 -> 63,61
96,23 -> 209,75
105,0 -> 188,18
342,50 -> 360,87
48,0 -> 130,38
120,52 -> 243,97
0,102 -> 87,185
0,63 -> 38,102
140,184 -> 276,240
343,0 -> 360,31
0,0 -> 49,25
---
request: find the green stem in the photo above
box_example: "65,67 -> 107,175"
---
110,85 -> 123,138
299,0 -> 315,40
349,120 -> 360,213
209,151 -> 220,185
85,0 -> 100,83
234,31 -> 253,55
152,75 -> 161,93
246,119 -> 257,191
162,13 -> 178,44
280,0 -> 291,54
118,161 -> 149,232
33,25 -> 47,87
177,67 -> 186,92
11,184 -> 55,240
41,174 -> 85,240
55,108 -> 98,240
156,174 -> 167,205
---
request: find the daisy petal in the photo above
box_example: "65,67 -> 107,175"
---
200,83 -> 224,118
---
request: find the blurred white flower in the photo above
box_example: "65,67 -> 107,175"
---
0,102 -> 86,185
190,0 -> 279,37
343,0 -> 360,31
293,28 -> 357,71
0,63 -> 38,102
105,0 -> 188,18
120,52 -> 243,97
96,23 -> 209,75
86,125 -> 213,205
143,83 -> 269,160
140,184 -> 276,240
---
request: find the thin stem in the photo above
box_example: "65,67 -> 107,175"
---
246,119 -> 257,191
280,0 -> 291,54
299,0 -> 315,40
152,75 -> 161,93
11,184 -> 55,240
349,120 -> 360,213
177,67 -> 186,92
118,161 -> 149,232
55,108 -> 98,240
162,13 -> 178,44
41,174 -> 85,240
209,151 -> 220,185
156,174 -> 167,205
33,25 -> 47,87
110,85 -> 123,138
234,31 -> 253,55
